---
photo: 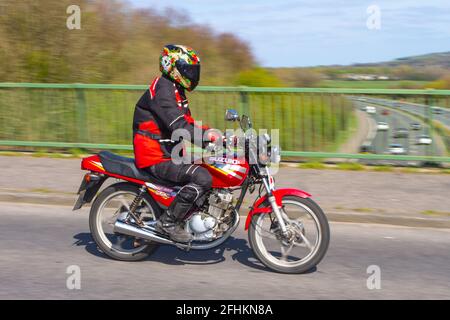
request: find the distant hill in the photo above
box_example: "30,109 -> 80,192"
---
268,52 -> 450,87
352,52 -> 450,69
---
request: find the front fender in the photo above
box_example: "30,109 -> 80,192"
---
244,188 -> 311,230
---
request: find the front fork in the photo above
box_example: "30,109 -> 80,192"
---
261,169 -> 289,235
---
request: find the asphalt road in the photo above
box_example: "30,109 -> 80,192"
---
0,202 -> 449,299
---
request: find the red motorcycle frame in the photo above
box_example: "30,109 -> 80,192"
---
76,153 -> 310,229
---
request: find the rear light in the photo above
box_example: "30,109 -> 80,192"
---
85,173 -> 102,183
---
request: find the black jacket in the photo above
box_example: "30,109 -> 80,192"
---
133,75 -> 210,168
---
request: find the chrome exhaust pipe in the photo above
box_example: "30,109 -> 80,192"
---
113,220 -> 175,245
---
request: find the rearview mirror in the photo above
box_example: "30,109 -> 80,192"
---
225,109 -> 240,122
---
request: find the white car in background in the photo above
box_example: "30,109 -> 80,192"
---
377,122 -> 389,131
416,135 -> 432,145
389,143 -> 406,155
366,106 -> 376,114
431,106 -> 443,114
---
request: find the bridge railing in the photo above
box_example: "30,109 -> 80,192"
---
0,83 -> 449,164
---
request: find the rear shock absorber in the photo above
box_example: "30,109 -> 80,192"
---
128,185 -> 147,226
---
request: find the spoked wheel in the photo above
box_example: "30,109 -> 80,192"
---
89,183 -> 160,261
248,196 -> 330,274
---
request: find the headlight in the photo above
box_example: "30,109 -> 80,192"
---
257,145 -> 281,165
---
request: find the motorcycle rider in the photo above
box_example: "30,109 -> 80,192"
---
133,44 -> 216,243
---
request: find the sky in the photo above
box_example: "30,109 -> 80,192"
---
128,0 -> 450,67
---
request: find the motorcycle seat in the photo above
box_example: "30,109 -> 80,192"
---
98,151 -> 177,188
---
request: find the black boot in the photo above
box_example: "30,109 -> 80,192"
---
156,183 -> 206,243
156,210 -> 193,243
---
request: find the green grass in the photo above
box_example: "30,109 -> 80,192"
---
353,208 -> 374,213
399,167 -> 421,174
336,162 -> 365,171
0,151 -> 22,156
34,152 -> 79,158
429,121 -> 450,156
46,153 -> 68,158
298,161 -> 326,169
0,150 -> 83,159
421,210 -> 450,217
31,149 -> 49,158
318,80 -> 428,89
333,108 -> 357,153
69,148 -> 86,157
371,166 -> 394,172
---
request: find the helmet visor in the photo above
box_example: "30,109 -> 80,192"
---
176,60 -> 200,90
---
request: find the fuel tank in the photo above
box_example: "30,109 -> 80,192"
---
201,156 -> 249,188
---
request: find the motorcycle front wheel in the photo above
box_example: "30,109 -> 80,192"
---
248,196 -> 330,274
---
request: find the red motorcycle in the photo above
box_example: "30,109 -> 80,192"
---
73,110 -> 330,273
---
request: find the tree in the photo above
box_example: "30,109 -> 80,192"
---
236,68 -> 282,87
0,0 -> 256,85
287,69 -> 322,87
426,74 -> 450,89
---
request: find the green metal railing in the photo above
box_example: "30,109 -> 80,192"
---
0,83 -> 449,163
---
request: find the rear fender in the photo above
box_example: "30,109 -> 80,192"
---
244,188 -> 311,230
73,173 -> 107,210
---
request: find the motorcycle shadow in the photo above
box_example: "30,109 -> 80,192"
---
72,232 -> 275,272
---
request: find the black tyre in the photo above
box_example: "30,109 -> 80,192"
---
248,196 -> 330,274
89,182 -> 160,261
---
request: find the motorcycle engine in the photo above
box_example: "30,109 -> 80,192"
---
185,190 -> 234,241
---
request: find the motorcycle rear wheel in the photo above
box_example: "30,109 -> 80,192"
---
248,196 -> 330,274
89,182 -> 160,261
